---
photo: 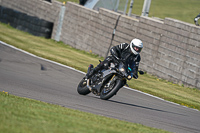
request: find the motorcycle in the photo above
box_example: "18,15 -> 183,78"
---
77,60 -> 144,100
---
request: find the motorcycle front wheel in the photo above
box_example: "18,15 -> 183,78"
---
77,78 -> 91,95
100,79 -> 123,100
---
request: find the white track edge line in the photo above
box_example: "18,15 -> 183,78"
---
0,40 -> 198,112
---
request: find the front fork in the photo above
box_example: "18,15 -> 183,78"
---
105,74 -> 116,88
86,79 -> 92,91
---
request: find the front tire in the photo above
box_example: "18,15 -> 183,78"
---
77,78 -> 91,95
100,79 -> 123,100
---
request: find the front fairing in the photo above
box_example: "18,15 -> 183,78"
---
118,62 -> 129,78
91,61 -> 135,93
89,69 -> 117,94
102,69 -> 116,78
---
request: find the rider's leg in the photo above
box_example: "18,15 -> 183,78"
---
85,56 -> 113,79
85,62 -> 103,79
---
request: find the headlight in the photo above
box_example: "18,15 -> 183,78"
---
127,75 -> 132,80
119,68 -> 125,72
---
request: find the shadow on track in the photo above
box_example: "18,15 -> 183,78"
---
108,99 -> 186,116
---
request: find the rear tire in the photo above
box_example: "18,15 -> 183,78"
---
100,79 -> 123,100
77,78 -> 91,95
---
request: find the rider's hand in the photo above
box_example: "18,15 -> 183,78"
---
133,71 -> 138,79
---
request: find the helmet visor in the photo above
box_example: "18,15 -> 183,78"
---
133,46 -> 142,53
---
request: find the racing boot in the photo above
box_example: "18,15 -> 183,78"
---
85,62 -> 104,79
85,69 -> 96,79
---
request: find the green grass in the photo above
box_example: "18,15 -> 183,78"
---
0,91 -> 169,133
59,0 -> 200,24
127,74 -> 200,110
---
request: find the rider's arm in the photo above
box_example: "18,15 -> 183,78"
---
126,55 -> 141,80
132,55 -> 141,79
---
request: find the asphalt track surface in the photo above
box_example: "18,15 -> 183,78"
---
0,42 -> 200,133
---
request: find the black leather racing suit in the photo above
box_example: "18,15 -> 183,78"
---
86,43 -> 141,79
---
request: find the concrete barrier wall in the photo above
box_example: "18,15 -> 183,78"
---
137,17 -> 164,74
0,1 -> 199,89
0,0 -> 62,22
160,18 -> 200,87
60,2 -> 121,57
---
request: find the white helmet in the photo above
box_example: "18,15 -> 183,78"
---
130,39 -> 143,55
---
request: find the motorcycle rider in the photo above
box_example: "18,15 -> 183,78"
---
86,38 -> 143,80
194,13 -> 200,26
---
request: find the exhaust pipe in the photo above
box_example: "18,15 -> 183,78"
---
87,79 -> 92,91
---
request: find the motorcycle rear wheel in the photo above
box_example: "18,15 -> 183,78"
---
100,79 -> 123,100
77,78 -> 91,95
